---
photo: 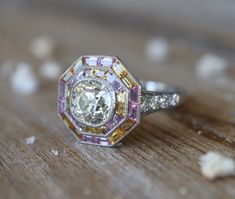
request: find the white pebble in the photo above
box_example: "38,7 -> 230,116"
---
40,61 -> 61,80
179,187 -> 188,196
25,136 -> 36,145
30,36 -> 55,59
145,37 -> 169,62
197,130 -> 202,135
51,149 -> 59,156
199,151 -> 235,180
196,54 -> 228,79
11,62 -> 38,95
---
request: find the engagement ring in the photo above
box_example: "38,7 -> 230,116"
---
58,55 -> 184,147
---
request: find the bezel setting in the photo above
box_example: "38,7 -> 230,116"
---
58,55 -> 141,147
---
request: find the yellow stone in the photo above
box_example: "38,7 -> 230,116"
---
122,75 -> 135,88
64,117 -> 75,130
112,63 -> 127,78
116,91 -> 128,115
109,129 -> 125,144
120,119 -> 135,131
116,102 -> 125,115
85,126 -> 106,135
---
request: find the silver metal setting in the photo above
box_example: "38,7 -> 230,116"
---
140,81 -> 184,116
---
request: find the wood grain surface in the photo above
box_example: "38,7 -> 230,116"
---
0,4 -> 235,199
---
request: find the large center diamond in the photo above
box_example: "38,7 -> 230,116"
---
70,77 -> 116,127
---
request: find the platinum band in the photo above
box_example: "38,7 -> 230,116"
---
140,81 -> 184,116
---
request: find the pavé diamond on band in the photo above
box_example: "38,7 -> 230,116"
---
58,55 -> 184,147
141,81 -> 183,116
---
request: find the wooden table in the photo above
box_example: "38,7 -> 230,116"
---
0,4 -> 235,199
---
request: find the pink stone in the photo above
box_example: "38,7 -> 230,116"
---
106,114 -> 123,133
58,100 -> 65,114
92,136 -> 101,144
112,80 -> 123,92
115,114 -> 123,123
58,80 -> 65,99
81,135 -> 101,144
130,86 -> 139,103
128,102 -> 138,121
80,134 -> 85,141
84,56 -> 99,66
82,135 -> 92,142
105,119 -> 115,133
106,73 -> 123,92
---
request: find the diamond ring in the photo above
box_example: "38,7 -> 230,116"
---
58,55 -> 184,147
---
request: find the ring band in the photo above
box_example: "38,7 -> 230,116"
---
58,55 -> 185,147
141,81 -> 184,116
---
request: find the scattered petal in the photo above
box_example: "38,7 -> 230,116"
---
51,149 -> 59,156
30,36 -> 55,59
11,62 -> 38,95
145,37 -> 169,62
197,130 -> 202,135
196,54 -> 228,79
40,61 -> 61,80
25,136 -> 36,145
199,151 -> 235,180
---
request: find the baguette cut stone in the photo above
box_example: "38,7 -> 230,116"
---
70,78 -> 115,127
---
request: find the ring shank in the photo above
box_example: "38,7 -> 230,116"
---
140,81 -> 185,116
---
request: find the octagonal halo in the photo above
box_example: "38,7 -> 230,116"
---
58,55 -> 141,147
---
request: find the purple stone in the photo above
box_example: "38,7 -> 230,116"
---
128,102 -> 138,121
105,114 -> 123,133
83,135 -> 92,142
58,100 -> 65,114
105,119 -> 115,133
114,114 -> 123,124
112,80 -> 123,92
85,56 -> 99,66
58,80 -> 66,99
130,86 -> 139,103
79,134 -> 84,141
91,136 -> 101,144
106,73 -> 123,92
106,73 -> 115,82
100,57 -> 115,66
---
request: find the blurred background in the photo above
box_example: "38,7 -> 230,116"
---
1,0 -> 235,93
